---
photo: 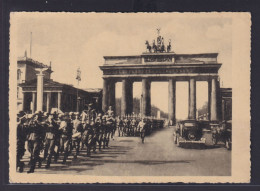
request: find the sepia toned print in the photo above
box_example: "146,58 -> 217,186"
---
9,12 -> 250,183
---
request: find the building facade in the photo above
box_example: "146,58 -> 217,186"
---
17,54 -> 102,113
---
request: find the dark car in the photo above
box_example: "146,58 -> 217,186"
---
174,120 -> 205,146
211,120 -> 232,150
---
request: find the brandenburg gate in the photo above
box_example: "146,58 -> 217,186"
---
100,32 -> 221,124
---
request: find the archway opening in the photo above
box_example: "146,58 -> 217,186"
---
176,82 -> 189,121
196,81 -> 209,120
151,82 -> 168,119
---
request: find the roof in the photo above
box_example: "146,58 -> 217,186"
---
83,88 -> 102,93
19,79 -> 102,96
17,56 -> 52,70
19,79 -> 66,88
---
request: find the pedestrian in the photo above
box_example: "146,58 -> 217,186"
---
138,118 -> 146,143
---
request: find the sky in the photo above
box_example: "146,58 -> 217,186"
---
10,13 -> 232,118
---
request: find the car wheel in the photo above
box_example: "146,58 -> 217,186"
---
212,135 -> 217,145
226,139 -> 231,150
176,136 -> 180,147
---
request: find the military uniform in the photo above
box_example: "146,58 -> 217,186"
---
16,113 -> 28,172
27,114 -> 45,173
107,107 -> 115,138
81,120 -> 94,156
94,115 -> 103,151
116,117 -> 123,137
59,116 -> 72,164
72,115 -> 83,159
43,115 -> 58,168
138,119 -> 146,143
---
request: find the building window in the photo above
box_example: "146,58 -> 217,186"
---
17,69 -> 21,83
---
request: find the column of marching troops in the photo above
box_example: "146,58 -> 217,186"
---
16,104 -> 165,173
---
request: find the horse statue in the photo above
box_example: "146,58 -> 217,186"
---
161,42 -> 165,52
167,39 -> 171,52
152,40 -> 157,53
145,41 -> 152,53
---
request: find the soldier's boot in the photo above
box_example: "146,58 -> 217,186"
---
62,152 -> 68,164
43,149 -> 48,162
45,160 -> 51,169
54,151 -> 59,163
86,146 -> 91,156
27,159 -> 36,173
93,142 -> 96,152
37,156 -> 42,168
18,162 -> 24,173
98,142 -> 102,151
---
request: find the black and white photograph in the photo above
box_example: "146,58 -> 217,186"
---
9,12 -> 251,183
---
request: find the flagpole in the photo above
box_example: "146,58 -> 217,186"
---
77,79 -> 79,112
30,32 -> 32,58
76,67 -> 81,112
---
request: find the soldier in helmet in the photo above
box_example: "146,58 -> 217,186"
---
59,113 -> 72,164
116,116 -> 124,137
16,111 -> 28,172
27,111 -> 45,173
107,106 -> 116,139
138,118 -> 146,143
93,113 -> 103,151
81,103 -> 97,124
71,112 -> 83,159
53,113 -> 63,162
43,112 -> 59,168
105,114 -> 114,147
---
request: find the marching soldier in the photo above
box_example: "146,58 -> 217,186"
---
123,117 -> 130,136
116,116 -> 123,137
81,103 -> 97,124
107,106 -> 116,139
59,113 -> 72,164
138,118 -> 146,144
17,111 -> 28,173
27,111 -> 45,173
94,113 -> 103,151
43,112 -> 58,168
53,113 -> 63,162
71,112 -> 83,159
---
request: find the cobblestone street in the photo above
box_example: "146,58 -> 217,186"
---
20,126 -> 231,176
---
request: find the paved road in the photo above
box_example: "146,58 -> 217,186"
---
21,126 -> 231,176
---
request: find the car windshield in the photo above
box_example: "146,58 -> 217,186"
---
184,122 -> 195,127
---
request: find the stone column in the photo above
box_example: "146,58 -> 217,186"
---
188,78 -> 196,119
121,79 -> 133,116
127,81 -> 133,115
46,92 -> 51,113
121,79 -> 127,116
108,80 -> 116,113
102,78 -> 109,113
210,78 -> 218,121
57,92 -> 61,111
168,79 -> 176,125
142,78 -> 151,117
208,79 -> 212,120
32,92 -> 36,113
222,99 -> 225,121
36,72 -> 45,111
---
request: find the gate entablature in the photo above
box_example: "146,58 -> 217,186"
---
100,52 -> 221,81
